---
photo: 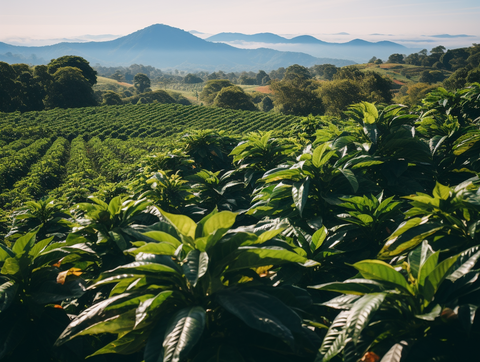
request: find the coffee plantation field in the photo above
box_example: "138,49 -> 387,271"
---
1,84 -> 480,362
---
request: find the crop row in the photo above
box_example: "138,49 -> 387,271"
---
0,104 -> 300,141
0,138 -> 52,192
13,137 -> 70,199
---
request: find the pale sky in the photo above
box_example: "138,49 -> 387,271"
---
1,0 -> 479,47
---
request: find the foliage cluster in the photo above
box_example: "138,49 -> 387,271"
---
1,83 -> 480,362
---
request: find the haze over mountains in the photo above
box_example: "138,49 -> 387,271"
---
206,32 -> 416,63
0,24 -> 356,71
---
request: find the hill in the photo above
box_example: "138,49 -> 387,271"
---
206,32 -> 416,63
0,24 -> 355,71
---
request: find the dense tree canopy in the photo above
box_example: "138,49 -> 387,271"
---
199,79 -> 235,104
47,55 -> 97,85
212,86 -> 257,111
46,66 -> 97,109
133,73 -> 151,93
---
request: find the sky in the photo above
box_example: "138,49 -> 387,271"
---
1,0 -> 479,48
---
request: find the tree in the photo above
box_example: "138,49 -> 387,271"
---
270,77 -> 323,116
317,79 -> 362,115
184,73 -> 203,84
259,96 -> 274,112
283,64 -> 311,81
311,64 -> 338,80
256,70 -> 270,85
47,55 -> 97,85
134,73 -> 151,93
0,61 -> 20,112
45,66 -> 97,109
212,86 -> 257,111
360,71 -> 393,104
333,65 -> 364,81
387,53 -> 405,64
199,79 -> 235,104
102,91 -> 123,105
431,45 -> 446,54
368,56 -> 377,63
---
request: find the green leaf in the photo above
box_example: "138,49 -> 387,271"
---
292,178 -> 310,218
257,227 -> 285,244
317,310 -> 349,361
378,218 -> 443,259
108,196 -> 123,215
423,255 -> 459,303
202,211 -> 237,237
143,231 -> 182,248
77,310 -> 136,336
0,244 -> 14,261
110,231 -> 127,251
418,251 -> 439,289
162,306 -> 206,362
321,294 -> 362,310
346,292 -> 386,344
89,330 -> 147,357
432,182 -> 450,200
312,143 -> 330,168
56,293 -> 131,345
29,236 -> 54,258
380,340 -> 411,362
0,281 -> 18,312
311,279 -> 385,296
12,232 -> 37,256
159,209 -> 196,240
135,291 -> 174,328
353,260 -> 412,294
311,226 -> 328,252
182,250 -> 209,287
230,246 -> 307,271
408,241 -> 434,279
339,169 -> 359,193
447,247 -> 480,282
126,242 -> 178,257
216,288 -> 302,347
415,304 -> 442,321
102,262 -> 181,278
1,258 -> 20,276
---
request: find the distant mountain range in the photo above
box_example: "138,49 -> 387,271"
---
0,24 -> 355,71
206,32 -> 416,63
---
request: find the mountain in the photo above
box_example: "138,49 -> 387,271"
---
206,32 -> 416,63
0,24 -> 354,71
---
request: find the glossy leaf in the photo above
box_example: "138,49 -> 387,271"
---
135,291 -> 174,328
353,260 -> 412,294
216,288 -> 302,347
230,246 -> 308,271
159,209 -> 196,240
11,232 -> 37,256
423,255 -> 459,302
202,211 -> 237,236
0,281 -> 18,312
162,306 -> 206,362
380,340 -> 411,362
182,250 -> 209,287
418,251 -> 439,289
311,279 -> 385,296
143,231 -> 182,247
347,292 -> 386,344
292,178 -> 310,218
408,241 -> 434,279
